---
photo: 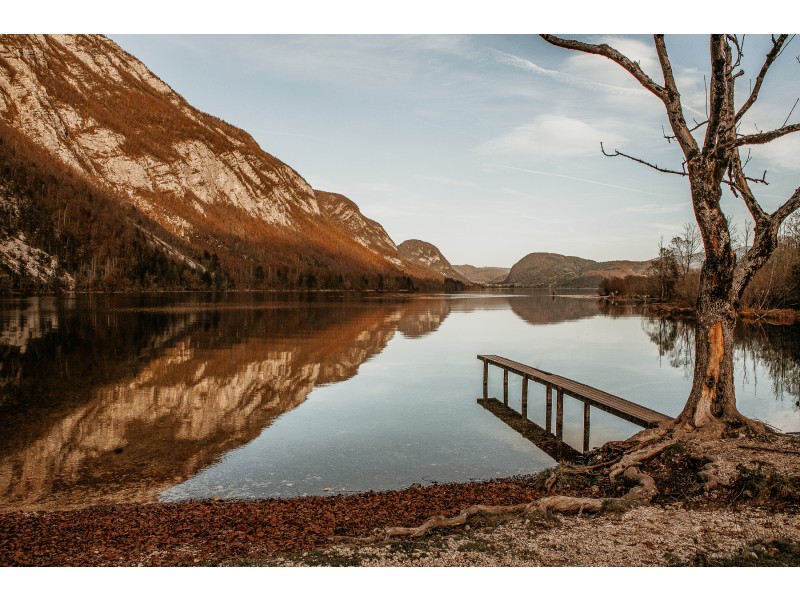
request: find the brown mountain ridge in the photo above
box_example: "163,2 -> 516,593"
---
0,34 -> 442,293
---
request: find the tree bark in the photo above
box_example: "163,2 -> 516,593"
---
675,165 -> 747,430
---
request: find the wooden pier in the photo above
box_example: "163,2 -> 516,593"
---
478,354 -> 671,454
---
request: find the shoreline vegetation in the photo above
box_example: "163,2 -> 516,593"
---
600,297 -> 800,325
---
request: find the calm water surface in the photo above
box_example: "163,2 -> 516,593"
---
1,291 -> 798,512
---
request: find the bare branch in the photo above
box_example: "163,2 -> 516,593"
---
735,34 -> 789,123
727,35 -> 743,69
783,98 -> 799,127
653,35 -> 699,158
736,122 -> 800,146
539,35 -> 666,99
540,35 -> 701,159
600,142 -> 687,177
704,35 -> 732,152
663,118 -> 708,144
772,186 -> 800,223
734,185 -> 800,296
729,150 -> 768,224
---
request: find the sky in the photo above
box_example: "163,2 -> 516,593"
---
11,3 -> 800,268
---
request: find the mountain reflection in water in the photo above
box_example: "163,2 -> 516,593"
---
1,291 -> 797,512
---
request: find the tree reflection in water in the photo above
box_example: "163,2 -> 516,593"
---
641,315 -> 800,410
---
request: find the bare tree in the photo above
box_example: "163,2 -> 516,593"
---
541,35 -> 800,435
650,236 -> 679,301
670,222 -> 701,278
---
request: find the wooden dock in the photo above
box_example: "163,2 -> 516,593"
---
478,354 -> 672,453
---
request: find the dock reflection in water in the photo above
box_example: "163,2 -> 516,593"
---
478,397 -> 583,462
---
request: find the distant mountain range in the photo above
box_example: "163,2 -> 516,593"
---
452,264 -> 510,284
0,35 -> 656,295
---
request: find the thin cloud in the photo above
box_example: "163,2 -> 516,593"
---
479,115 -> 626,159
504,166 -> 667,197
486,48 -> 651,98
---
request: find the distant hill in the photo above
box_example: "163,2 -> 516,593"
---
397,240 -> 470,284
452,264 -> 510,284
504,252 -> 649,288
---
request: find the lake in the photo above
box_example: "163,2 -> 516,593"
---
1,291 -> 798,513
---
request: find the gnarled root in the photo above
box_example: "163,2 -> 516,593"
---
609,439 -> 674,485
341,496 -> 605,544
339,437 -> 676,545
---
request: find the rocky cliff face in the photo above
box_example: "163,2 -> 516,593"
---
0,35 -> 437,292
397,239 -> 469,284
315,190 -> 402,268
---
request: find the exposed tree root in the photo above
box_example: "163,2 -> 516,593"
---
738,444 -> 800,456
608,439 -> 674,485
336,436 -> 680,545
332,424 -> 788,546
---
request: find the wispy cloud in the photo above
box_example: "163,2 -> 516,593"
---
504,166 -> 667,197
478,114 -> 626,158
479,115 -> 626,159
486,48 -> 652,98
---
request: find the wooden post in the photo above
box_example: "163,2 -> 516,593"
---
545,384 -> 553,433
482,359 -> 488,400
521,376 -> 528,419
555,388 -> 564,441
503,369 -> 508,405
583,401 -> 591,453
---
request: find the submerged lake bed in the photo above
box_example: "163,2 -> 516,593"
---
1,291 -> 798,513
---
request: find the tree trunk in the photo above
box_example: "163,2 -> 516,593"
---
677,299 -> 743,430
675,167 -> 749,431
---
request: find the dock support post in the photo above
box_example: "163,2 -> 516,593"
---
583,401 -> 590,453
521,376 -> 528,419
545,385 -> 553,433
482,359 -> 488,400
555,388 -> 564,441
503,369 -> 508,405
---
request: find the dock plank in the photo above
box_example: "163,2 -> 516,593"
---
478,354 -> 671,428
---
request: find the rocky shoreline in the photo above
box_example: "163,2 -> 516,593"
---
3,434 -> 799,567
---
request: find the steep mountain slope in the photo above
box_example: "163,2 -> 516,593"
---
0,34 -> 437,292
504,252 -> 649,288
397,239 -> 470,284
452,264 -> 510,284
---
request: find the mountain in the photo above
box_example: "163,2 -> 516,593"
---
397,239 -> 470,284
503,252 -> 649,288
452,264 -> 510,284
0,35 -> 441,293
